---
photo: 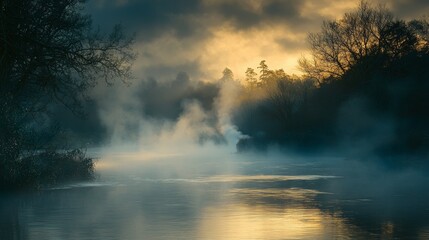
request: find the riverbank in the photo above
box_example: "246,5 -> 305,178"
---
0,149 -> 94,190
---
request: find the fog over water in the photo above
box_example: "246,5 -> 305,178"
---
2,1 -> 429,239
31,43 -> 428,239
2,142 -> 429,239
5,31 -> 429,240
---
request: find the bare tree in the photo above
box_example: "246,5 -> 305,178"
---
299,1 -> 422,82
0,0 -> 135,113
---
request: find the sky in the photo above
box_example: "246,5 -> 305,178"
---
64,0 -> 429,148
86,0 -> 429,82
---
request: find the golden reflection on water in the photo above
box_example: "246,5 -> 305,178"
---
197,188 -> 362,240
198,203 -> 354,240
228,188 -> 330,201
381,221 -> 394,239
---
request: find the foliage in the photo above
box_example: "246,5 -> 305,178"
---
234,2 -> 429,157
0,0 -> 134,188
220,68 -> 235,82
0,0 -> 135,112
299,1 -> 429,83
245,67 -> 258,88
235,62 -> 319,151
0,149 -> 94,190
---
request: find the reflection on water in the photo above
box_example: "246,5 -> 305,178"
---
198,203 -> 362,239
1,152 -> 429,239
228,188 -> 330,201
132,175 -> 339,183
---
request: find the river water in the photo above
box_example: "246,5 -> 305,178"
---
1,149 -> 429,239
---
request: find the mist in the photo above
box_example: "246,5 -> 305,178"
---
2,1 -> 429,239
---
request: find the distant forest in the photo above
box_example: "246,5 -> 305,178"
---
234,2 -> 429,159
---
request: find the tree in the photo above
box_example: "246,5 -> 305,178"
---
257,60 -> 270,84
243,62 -> 315,124
0,0 -> 135,187
0,0 -> 134,112
245,67 -> 258,88
299,1 -> 428,82
220,67 -> 234,82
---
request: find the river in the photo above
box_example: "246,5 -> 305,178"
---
1,149 -> 429,239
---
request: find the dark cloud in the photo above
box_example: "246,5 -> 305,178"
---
86,0 -> 205,40
389,0 -> 429,19
275,37 -> 307,52
139,60 -> 203,81
211,0 -> 316,31
262,0 -> 304,22
86,0 -> 429,43
86,0 -> 325,42
134,72 -> 228,144
215,2 -> 262,29
74,0 -> 429,149
137,72 -> 220,121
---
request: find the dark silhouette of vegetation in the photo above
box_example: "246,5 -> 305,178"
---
0,149 -> 94,190
299,1 -> 429,83
234,1 -> 429,159
0,0 -> 134,189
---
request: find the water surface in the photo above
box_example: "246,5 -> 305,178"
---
1,151 -> 429,239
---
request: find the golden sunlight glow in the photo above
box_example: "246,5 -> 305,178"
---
132,0 -> 395,82
197,202 -> 358,239
134,24 -> 308,82
304,0 -> 358,19
201,24 -> 306,80
95,150 -> 181,170
196,186 -> 372,239
128,0 -> 399,82
228,188 -> 329,200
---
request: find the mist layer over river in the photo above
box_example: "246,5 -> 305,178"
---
1,146 -> 429,240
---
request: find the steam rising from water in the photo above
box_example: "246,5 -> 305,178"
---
87,72 -> 246,175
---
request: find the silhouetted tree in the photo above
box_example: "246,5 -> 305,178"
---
220,68 -> 234,82
245,67 -> 258,88
258,60 -> 272,84
235,2 -> 429,156
0,0 -> 134,112
299,1 -> 429,82
0,0 -> 135,187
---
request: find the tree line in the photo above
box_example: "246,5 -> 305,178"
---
233,1 -> 429,159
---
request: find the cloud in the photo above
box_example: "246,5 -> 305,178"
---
68,0 -> 429,150
87,2 -> 429,99
86,0 -> 429,83
137,72 -> 220,121
89,70 -> 246,147
87,0 -> 206,41
378,0 -> 429,19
